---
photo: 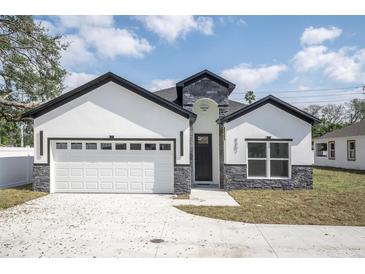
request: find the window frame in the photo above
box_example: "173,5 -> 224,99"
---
246,141 -> 291,180
86,143 -> 97,150
130,143 -> 142,150
328,141 -> 335,160
115,143 -> 127,150
100,143 -> 112,150
144,143 -> 156,150
159,143 -> 171,151
56,142 -> 68,150
70,142 -> 82,150
316,143 -> 328,157
347,140 -> 356,161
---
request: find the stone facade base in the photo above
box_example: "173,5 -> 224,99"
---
224,164 -> 313,190
33,164 -> 50,192
174,165 -> 192,194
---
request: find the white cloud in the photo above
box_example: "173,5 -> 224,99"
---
221,63 -> 287,90
300,26 -> 342,46
60,34 -> 94,69
149,79 -> 176,91
219,16 -> 247,26
64,72 -> 98,92
80,27 -> 153,59
58,16 -> 114,28
292,45 -> 365,82
136,16 -> 214,43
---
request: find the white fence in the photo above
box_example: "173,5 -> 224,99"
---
0,147 -> 34,189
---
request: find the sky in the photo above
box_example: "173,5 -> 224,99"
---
36,15 -> 365,107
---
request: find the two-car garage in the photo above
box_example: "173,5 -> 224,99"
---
50,139 -> 174,193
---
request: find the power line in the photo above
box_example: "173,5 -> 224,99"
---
233,85 -> 364,95
281,98 -> 363,104
230,91 -> 364,100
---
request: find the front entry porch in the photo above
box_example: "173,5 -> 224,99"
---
172,188 -> 239,206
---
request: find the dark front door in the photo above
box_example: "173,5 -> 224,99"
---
195,134 -> 213,181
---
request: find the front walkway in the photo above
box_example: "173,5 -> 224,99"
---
172,188 -> 239,206
0,194 -> 364,257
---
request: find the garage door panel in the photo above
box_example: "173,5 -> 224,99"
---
85,168 -> 98,177
52,140 -> 174,193
70,168 -> 83,177
115,168 -> 128,177
130,181 -> 143,192
85,181 -> 98,190
100,181 -> 113,190
100,168 -> 113,177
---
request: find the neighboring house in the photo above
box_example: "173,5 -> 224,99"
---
313,120 -> 365,170
23,70 -> 319,194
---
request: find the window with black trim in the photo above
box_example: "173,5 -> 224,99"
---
56,142 -> 67,150
130,143 -> 142,150
86,143 -> 97,150
247,142 -> 290,178
71,143 -> 82,150
159,144 -> 171,151
316,143 -> 327,157
145,143 -> 156,150
347,140 -> 356,161
328,141 -> 335,160
115,143 -> 127,150
101,143 -> 112,150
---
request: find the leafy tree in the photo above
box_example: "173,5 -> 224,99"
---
304,104 -> 346,138
0,15 -> 67,122
244,90 -> 256,104
346,98 -> 365,123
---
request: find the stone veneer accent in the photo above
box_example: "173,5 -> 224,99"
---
174,165 -> 192,194
33,164 -> 50,192
183,77 -> 229,106
224,165 -> 313,190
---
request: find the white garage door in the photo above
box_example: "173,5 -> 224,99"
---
51,140 -> 174,193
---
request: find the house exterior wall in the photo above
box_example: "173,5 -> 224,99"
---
33,81 -> 190,165
225,103 -> 313,165
223,103 -> 313,189
32,81 -> 192,193
314,135 -> 365,170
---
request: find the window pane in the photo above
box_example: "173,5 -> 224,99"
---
248,143 -> 266,158
350,142 -> 355,150
270,160 -> 289,177
248,160 -> 266,177
197,136 -> 209,144
101,143 -> 112,150
270,143 -> 289,158
328,142 -> 335,159
130,143 -> 142,150
159,144 -> 171,151
145,143 -> 156,150
86,143 -> 97,150
115,143 -> 126,150
71,143 -> 82,150
56,142 -> 67,149
316,143 -> 327,157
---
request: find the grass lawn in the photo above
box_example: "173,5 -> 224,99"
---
0,184 -> 47,210
176,168 -> 365,226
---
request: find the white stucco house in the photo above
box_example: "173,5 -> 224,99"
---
313,120 -> 365,170
23,70 -> 319,194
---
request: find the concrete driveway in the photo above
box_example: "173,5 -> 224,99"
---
0,194 -> 364,258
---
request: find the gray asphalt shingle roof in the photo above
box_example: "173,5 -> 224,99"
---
153,87 -> 246,115
315,119 -> 365,139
